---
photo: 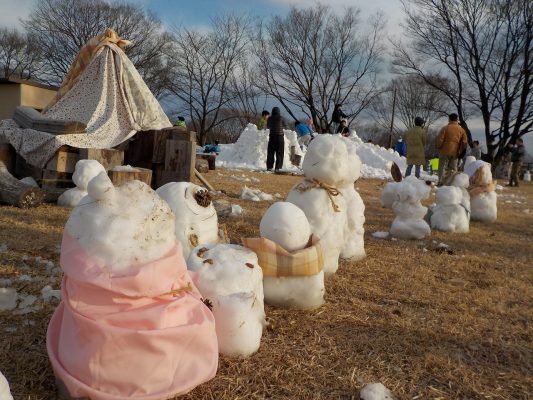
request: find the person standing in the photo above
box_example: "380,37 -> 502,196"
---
257,110 -> 270,130
469,140 -> 482,160
509,138 -> 525,187
436,113 -> 468,184
266,107 -> 286,171
331,104 -> 348,134
174,116 -> 187,129
395,137 -> 406,157
404,117 -> 427,178
294,120 -> 312,147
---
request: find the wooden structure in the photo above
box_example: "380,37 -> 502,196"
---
0,77 -> 57,120
108,167 -> 152,186
0,161 -> 44,208
196,153 -> 216,170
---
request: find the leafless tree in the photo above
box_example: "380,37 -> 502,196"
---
0,27 -> 44,80
22,0 -> 172,95
165,15 -> 250,146
254,4 -> 385,132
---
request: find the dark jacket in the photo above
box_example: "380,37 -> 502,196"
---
267,107 -> 286,136
395,141 -> 407,157
511,144 -> 525,163
331,107 -> 348,124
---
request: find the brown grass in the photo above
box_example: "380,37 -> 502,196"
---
0,169 -> 532,399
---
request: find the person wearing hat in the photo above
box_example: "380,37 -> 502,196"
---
394,137 -> 406,157
404,117 -> 427,178
174,116 -> 187,129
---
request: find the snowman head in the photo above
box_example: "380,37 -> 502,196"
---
302,135 -> 354,186
436,186 -> 463,205
450,173 -> 470,189
259,202 -> 311,252
65,173 -> 176,273
396,176 -> 431,204
72,159 -> 106,191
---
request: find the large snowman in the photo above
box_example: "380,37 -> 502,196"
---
464,156 -> 497,223
47,173 -> 218,399
157,182 -> 219,260
287,135 -> 365,275
243,202 -> 325,310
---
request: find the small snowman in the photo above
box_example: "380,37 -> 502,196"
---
389,176 -> 431,240
188,243 -> 266,357
430,186 -> 469,233
57,159 -> 106,207
449,172 -> 471,217
243,202 -> 325,310
47,172 -> 218,399
464,156 -> 497,223
287,135 -> 365,275
156,182 -> 219,260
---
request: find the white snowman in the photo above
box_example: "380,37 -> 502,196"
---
449,172 -> 471,216
156,182 -> 219,260
188,244 -> 266,358
389,176 -> 431,240
287,135 -> 365,275
380,181 -> 401,209
249,202 -> 325,310
57,159 -> 106,207
430,186 -> 469,233
464,156 -> 497,223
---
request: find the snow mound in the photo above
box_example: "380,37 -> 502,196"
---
240,186 -> 274,201
58,159 -> 106,207
110,165 -> 140,172
371,231 -> 389,239
359,382 -> 395,400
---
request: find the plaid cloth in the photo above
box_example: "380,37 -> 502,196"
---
242,235 -> 324,278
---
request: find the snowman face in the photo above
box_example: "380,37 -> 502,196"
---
436,186 -> 463,205
259,202 -> 311,252
302,135 -> 351,186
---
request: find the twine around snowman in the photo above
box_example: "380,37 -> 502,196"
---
295,178 -> 341,212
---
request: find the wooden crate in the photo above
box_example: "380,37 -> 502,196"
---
41,170 -> 75,190
80,148 -> 124,171
45,147 -> 80,173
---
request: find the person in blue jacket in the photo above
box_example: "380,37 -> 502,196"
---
395,138 -> 406,157
204,140 -> 221,154
294,120 -> 312,147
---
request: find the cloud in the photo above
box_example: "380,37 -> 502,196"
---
0,0 -> 33,29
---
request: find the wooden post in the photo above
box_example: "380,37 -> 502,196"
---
0,161 -> 44,208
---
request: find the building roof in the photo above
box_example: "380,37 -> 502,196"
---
0,77 -> 58,91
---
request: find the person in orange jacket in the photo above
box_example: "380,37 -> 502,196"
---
437,113 -> 468,185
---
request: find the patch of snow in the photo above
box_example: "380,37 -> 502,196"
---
0,244 -> 7,252
359,382 -> 395,400
371,231 -> 390,239
229,204 -> 243,218
110,165 -> 139,172
240,186 -> 274,202
17,274 -> 33,282
20,176 -> 38,187
41,285 -> 61,301
0,288 -> 18,311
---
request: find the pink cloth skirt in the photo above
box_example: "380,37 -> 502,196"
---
47,234 -> 218,400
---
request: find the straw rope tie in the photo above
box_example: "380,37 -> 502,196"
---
296,178 -> 341,212
163,282 -> 193,297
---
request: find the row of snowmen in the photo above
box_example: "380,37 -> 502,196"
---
380,156 -> 497,239
44,135 -> 366,400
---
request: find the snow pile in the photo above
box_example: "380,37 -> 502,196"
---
230,204 -> 243,217
110,165 -> 140,172
430,186 -> 469,233
65,172 -> 176,272
0,288 -> 17,311
389,176 -> 431,240
464,157 -> 498,223
359,382 -> 395,400
156,182 -> 219,260
20,176 -> 38,187
58,159 -> 106,207
216,124 -> 302,171
287,135 -> 365,275
41,285 -> 61,301
259,202 -> 324,310
188,244 -> 265,357
230,174 -> 260,183
371,231 -> 389,239
0,371 -> 13,400
0,244 -> 7,252
240,186 -> 274,201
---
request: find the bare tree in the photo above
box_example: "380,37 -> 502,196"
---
22,0 -> 172,95
165,15 -> 250,146
0,28 -> 44,80
254,4 -> 384,132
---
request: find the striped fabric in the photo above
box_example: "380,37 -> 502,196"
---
242,235 -> 324,278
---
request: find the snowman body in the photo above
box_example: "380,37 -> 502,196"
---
390,176 -> 431,240
464,157 -> 497,223
430,186 -> 469,233
188,244 -> 265,357
381,181 -> 400,209
157,182 -> 219,260
57,159 -> 106,207
0,371 -> 13,400
450,172 -> 471,217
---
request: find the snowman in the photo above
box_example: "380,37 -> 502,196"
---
156,182 -> 219,260
389,176 -> 431,240
430,186 -> 469,233
47,172 -> 218,399
380,181 -> 401,209
287,135 -> 365,275
57,159 -> 106,207
188,243 -> 266,357
242,202 -> 325,310
449,172 -> 471,217
464,156 -> 497,223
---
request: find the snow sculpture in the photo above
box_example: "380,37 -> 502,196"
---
0,371 -> 13,400
464,156 -> 497,223
242,202 -> 325,310
389,176 -> 431,239
287,135 -> 365,275
57,159 -> 106,207
47,172 -> 218,399
188,243 -> 266,357
430,186 -> 469,233
157,182 -> 219,260
380,181 -> 400,209
450,172 -> 471,216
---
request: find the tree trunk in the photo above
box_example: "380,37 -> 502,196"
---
0,161 -> 44,208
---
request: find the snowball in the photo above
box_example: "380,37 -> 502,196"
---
65,176 -> 175,273
20,176 -> 38,187
359,382 -> 395,400
263,271 -> 325,310
72,159 -> 106,190
0,371 -> 13,400
57,188 -> 87,208
0,288 -> 17,311
188,244 -> 265,357
156,182 -> 219,260
431,186 -> 469,233
260,202 -> 311,252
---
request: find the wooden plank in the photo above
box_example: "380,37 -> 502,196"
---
165,139 -> 195,182
45,149 -> 80,173
79,148 -> 124,171
194,168 -> 214,192
108,167 -> 152,187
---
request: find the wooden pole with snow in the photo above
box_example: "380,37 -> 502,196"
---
0,161 -> 44,208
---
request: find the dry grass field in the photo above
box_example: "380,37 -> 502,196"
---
0,168 -> 532,399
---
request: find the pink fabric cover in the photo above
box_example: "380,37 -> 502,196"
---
47,234 -> 218,400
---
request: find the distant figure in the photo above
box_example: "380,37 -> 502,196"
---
331,104 -> 348,134
174,116 -> 186,129
336,119 -> 348,134
394,137 -> 406,157
404,117 -> 427,178
430,157 -> 439,175
469,140 -> 482,160
294,120 -> 312,147
204,140 -> 221,155
306,118 -> 314,132
508,138 -> 525,187
257,110 -> 270,130
437,113 -> 468,185
341,127 -> 350,137
266,107 -> 286,171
